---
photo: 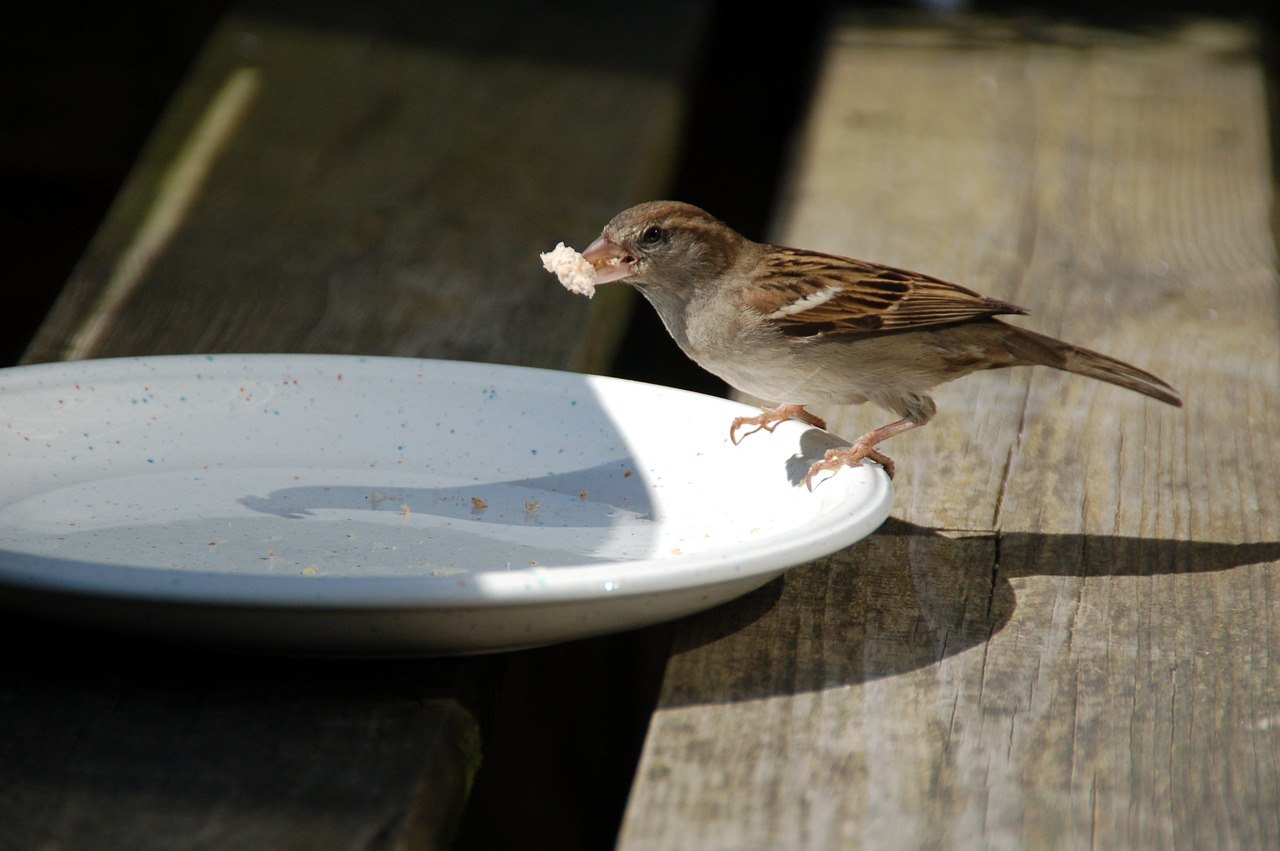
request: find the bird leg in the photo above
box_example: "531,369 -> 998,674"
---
804,415 -> 924,489
730,404 -> 828,445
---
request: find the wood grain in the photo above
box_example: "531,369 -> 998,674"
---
619,17 -> 1280,850
2,2 -> 705,848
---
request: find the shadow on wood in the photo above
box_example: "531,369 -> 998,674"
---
660,518 -> 1280,707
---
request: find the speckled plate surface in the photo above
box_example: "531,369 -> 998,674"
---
0,355 -> 892,655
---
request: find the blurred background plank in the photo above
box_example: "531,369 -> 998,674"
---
20,0 -> 709,369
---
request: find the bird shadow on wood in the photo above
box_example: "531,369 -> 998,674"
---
658,517 -> 1280,708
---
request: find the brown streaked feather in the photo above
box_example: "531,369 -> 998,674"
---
747,247 -> 1027,337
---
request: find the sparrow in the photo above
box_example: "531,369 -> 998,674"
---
578,201 -> 1182,488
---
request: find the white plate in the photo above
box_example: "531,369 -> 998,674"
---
0,355 -> 891,655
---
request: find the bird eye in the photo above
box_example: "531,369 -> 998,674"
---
640,225 -> 666,246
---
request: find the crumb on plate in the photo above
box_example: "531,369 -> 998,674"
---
431,566 -> 470,577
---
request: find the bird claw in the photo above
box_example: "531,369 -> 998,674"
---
729,405 -> 828,445
728,417 -> 764,445
727,405 -> 897,489
804,443 -> 895,490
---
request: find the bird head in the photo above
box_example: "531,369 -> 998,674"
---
580,201 -> 746,293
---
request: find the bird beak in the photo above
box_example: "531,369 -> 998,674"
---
581,237 -> 636,284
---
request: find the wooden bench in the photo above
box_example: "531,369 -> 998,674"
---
0,3 -> 705,846
619,15 -> 1280,849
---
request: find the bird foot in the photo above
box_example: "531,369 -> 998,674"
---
804,440 -> 895,490
729,404 -> 828,445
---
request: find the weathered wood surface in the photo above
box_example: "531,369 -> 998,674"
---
619,17 -> 1280,850
0,2 -> 705,847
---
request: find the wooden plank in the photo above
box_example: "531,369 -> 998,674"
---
25,0 -> 703,369
619,17 -> 1280,849
1,2 -> 705,847
0,642 -> 488,849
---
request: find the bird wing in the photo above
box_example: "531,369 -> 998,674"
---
745,247 -> 1027,337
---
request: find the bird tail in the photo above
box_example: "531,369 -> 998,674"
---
995,321 -> 1182,407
